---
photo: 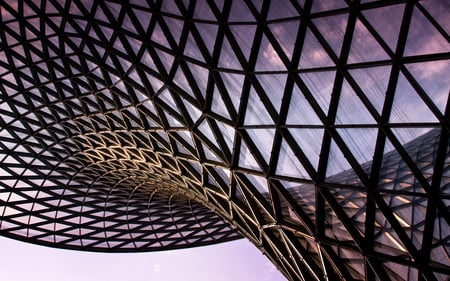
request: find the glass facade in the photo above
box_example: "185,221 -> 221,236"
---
0,0 -> 448,280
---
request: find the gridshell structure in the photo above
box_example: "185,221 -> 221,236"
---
0,0 -> 449,280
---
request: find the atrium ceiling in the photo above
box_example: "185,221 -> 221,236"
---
0,0 -> 449,280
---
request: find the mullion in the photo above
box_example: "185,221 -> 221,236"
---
230,1 -> 271,171
419,102 -> 450,279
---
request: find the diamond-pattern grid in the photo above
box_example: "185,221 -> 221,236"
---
0,1 -> 449,281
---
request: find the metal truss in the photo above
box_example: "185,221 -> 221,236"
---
0,0 -> 448,280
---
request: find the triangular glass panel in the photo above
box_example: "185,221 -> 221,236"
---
392,127 -> 437,179
220,72 -> 244,114
276,138 -> 310,180
215,121 -> 235,153
238,138 -> 261,171
255,35 -> 285,71
0,64 -> 8,76
245,128 -> 275,165
205,168 -> 228,195
390,74 -> 438,123
405,7 -> 450,56
197,118 -> 220,149
114,82 -> 130,102
299,71 -> 335,114
162,110 -> 184,128
205,169 -> 227,195
229,24 -> 256,62
348,19 -> 390,63
0,4 -> 16,21
193,1 -> 216,20
212,166 -> 232,191
105,2 -> 121,22
384,262 -> 418,281
186,62 -> 209,98
325,138 -> 362,186
174,137 -> 194,157
267,0 -> 298,20
158,88 -> 178,112
286,84 -> 322,125
257,74 -> 286,112
133,86 -> 151,105
252,198 -> 275,224
311,0 -> 347,13
229,1 -> 255,22
246,173 -> 270,195
184,32 -> 205,63
373,210 -> 410,257
337,128 -> 378,175
333,187 -> 367,234
97,92 -> 117,111
124,35 -> 143,57
430,212 -> 450,267
138,100 -> 160,125
201,142 -> 221,163
123,108 -> 144,129
419,0 -> 450,36
312,13 -> 348,57
173,67 -> 195,99
244,87 -> 274,125
405,60 -> 449,115
72,19 -> 87,34
381,192 -> 426,249
4,27 -> 20,45
140,48 -> 158,73
249,0 -> 264,14
211,85 -> 232,120
182,98 -> 202,124
160,1 -> 181,16
378,136 -> 427,194
218,36 -> 242,70
121,12 -> 138,35
282,180 -> 316,222
21,2 -> 36,17
348,66 -> 390,115
106,70 -> 122,86
268,21 -> 300,61
289,128 -> 324,171
160,17 -> 182,47
299,28 -> 334,68
335,79 -> 377,124
323,196 -> 357,244
195,23 -> 218,56
230,196 -> 250,227
338,248 -> 366,280
154,49 -> 174,73
132,8 -> 152,30
98,25 -> 114,41
3,206 -> 22,218
186,160 -> 202,178
362,4 -> 404,52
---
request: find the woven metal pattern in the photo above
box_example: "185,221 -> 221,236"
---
0,0 -> 449,280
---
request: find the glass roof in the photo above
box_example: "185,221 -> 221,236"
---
0,0 -> 448,280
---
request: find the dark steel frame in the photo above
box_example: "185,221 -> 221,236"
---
0,0 -> 448,280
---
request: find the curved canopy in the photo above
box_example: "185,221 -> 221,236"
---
0,0 -> 448,280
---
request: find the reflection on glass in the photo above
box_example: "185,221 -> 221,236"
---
0,0 -> 448,280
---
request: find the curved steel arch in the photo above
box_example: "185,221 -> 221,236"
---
0,0 -> 449,280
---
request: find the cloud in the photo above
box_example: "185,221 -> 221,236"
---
263,45 -> 282,66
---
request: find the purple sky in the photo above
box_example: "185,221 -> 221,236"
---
0,236 -> 286,281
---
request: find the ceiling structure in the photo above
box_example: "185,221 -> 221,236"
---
0,0 -> 448,280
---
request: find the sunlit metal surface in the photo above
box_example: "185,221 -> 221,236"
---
0,0 -> 448,280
